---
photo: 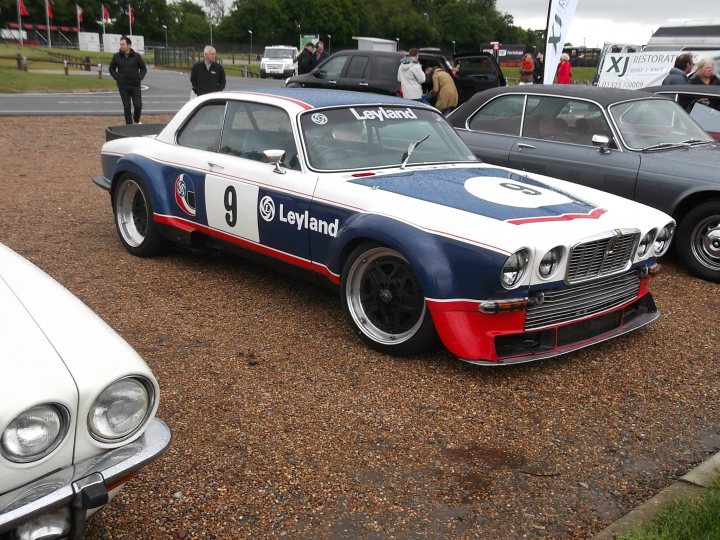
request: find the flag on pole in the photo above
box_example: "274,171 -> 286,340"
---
543,0 -> 579,84
45,0 -> 53,18
102,5 -> 110,21
129,5 -> 134,23
76,4 -> 83,22
18,0 -> 29,16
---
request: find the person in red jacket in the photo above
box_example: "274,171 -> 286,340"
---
556,53 -> 572,84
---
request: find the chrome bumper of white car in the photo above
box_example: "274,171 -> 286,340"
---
0,418 -> 171,539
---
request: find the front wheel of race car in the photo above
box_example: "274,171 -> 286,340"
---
113,174 -> 166,257
341,242 -> 437,356
676,200 -> 720,282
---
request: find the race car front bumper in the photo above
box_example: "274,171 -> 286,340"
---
0,418 -> 171,539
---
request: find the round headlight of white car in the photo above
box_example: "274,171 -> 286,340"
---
654,223 -> 675,256
501,249 -> 530,289
538,247 -> 564,279
88,377 -> 153,442
1,404 -> 69,463
637,229 -> 656,257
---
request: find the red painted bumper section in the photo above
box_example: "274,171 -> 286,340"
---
427,273 -> 658,365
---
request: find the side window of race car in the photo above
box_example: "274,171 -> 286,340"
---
468,95 -> 525,135
177,102 -> 227,152
219,101 -> 299,169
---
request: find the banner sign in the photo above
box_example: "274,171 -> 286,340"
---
597,50 -> 720,88
543,0 -> 579,83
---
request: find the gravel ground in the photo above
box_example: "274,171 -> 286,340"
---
1,116 -> 719,539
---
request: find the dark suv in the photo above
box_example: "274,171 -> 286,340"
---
284,50 -> 454,96
452,52 -> 506,104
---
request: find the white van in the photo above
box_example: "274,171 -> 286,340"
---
260,45 -> 299,79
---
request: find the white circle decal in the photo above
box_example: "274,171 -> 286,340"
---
464,176 -> 573,208
311,113 -> 328,125
259,196 -> 275,221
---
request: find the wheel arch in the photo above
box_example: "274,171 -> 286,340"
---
671,190 -> 720,225
327,213 -> 506,300
110,155 -> 171,216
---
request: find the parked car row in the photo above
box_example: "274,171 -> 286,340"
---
5,77 -> 718,536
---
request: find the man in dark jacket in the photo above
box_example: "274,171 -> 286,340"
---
312,41 -> 329,67
109,36 -> 147,124
298,42 -> 315,74
662,53 -> 694,85
190,45 -> 226,96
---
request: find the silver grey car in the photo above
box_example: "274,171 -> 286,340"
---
448,85 -> 720,282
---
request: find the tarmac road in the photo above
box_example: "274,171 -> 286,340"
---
0,66 -> 284,116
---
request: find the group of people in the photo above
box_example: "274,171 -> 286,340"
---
109,36 -> 226,125
662,53 -> 720,86
397,47 -> 458,115
298,41 -> 329,74
519,51 -> 572,85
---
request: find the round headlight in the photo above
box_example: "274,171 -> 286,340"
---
1,404 -> 68,463
88,378 -> 152,442
538,247 -> 564,279
654,223 -> 675,256
501,249 -> 530,289
637,229 -> 656,257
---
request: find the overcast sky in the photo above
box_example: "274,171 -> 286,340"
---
495,0 -> 717,48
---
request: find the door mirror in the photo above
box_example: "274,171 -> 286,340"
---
592,134 -> 611,154
263,149 -> 287,174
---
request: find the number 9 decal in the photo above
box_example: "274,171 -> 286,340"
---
224,186 -> 237,227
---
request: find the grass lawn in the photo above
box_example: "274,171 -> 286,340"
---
0,66 -> 116,92
617,476 -> 720,540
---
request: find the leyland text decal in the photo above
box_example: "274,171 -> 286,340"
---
259,195 -> 339,237
349,107 -> 418,122
175,174 -> 196,216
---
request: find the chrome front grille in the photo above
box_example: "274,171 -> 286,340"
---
567,232 -> 639,283
525,272 -> 641,330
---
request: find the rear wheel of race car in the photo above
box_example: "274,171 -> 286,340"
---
676,201 -> 720,282
113,174 -> 166,257
341,242 -> 437,356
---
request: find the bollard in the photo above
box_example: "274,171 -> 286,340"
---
243,66 -> 248,77
98,63 -> 103,79
64,60 -> 69,76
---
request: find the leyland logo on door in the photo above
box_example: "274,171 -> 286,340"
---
259,196 -> 339,237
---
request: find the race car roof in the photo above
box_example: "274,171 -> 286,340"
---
229,87 -> 424,109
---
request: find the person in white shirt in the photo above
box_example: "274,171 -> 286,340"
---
397,48 -> 425,100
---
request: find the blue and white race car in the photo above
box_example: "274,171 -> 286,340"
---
94,89 -> 675,365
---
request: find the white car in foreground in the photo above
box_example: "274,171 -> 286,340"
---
0,243 -> 171,538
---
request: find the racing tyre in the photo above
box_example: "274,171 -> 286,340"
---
113,174 -> 166,257
676,200 -> 720,282
341,242 -> 437,355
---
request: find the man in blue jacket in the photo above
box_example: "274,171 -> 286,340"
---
662,53 -> 694,85
109,36 -> 147,124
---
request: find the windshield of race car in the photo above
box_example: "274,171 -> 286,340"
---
300,106 -> 478,170
609,98 -> 713,150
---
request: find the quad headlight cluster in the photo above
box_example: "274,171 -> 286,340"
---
1,377 -> 154,462
637,223 -> 675,258
501,247 -> 564,289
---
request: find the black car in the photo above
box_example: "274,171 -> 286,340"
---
643,84 -> 720,140
447,84 -> 720,282
452,52 -> 507,104
284,50 -> 459,97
